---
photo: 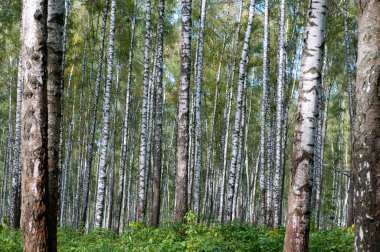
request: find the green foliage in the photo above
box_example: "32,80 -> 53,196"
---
0,221 -> 353,252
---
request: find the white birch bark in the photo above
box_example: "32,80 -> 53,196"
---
258,0 -> 269,225
284,0 -> 327,249
137,0 -> 152,222
94,0 -> 116,227
174,0 -> 192,223
193,0 -> 207,219
225,0 -> 255,222
273,0 -> 285,228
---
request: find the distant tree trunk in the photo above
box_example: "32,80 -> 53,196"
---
20,0 -> 49,249
137,0 -> 152,222
151,0 -> 165,227
202,39 -> 225,218
258,0 -> 269,225
81,0 -> 109,225
9,58 -> 22,230
316,82 -> 331,229
73,37 -> 88,229
283,0 -> 327,250
272,0 -> 285,228
106,64 -> 121,229
116,0 -> 136,232
193,0 -> 207,220
353,0 -> 380,250
47,0 -> 64,249
174,0 -> 192,223
94,0 -> 116,228
218,2 -> 242,222
225,0 -> 255,222
343,0 -> 355,227
6,77 -> 14,223
266,108 -> 274,227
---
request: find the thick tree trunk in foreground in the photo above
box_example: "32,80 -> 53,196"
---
353,0 -> 380,250
283,0 -> 327,250
47,0 -> 64,250
20,0 -> 49,250
174,0 -> 192,223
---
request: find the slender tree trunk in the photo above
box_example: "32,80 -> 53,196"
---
266,109 -> 274,227
9,58 -> 22,230
94,0 -> 116,227
174,0 -> 192,223
73,37 -> 88,229
6,77 -> 14,224
193,0 -> 207,220
343,0 -> 355,227
116,1 -> 136,232
137,0 -> 152,222
20,0 -> 49,249
353,0 -> 380,250
218,2 -> 242,222
151,0 -> 165,227
225,0 -> 255,222
315,78 -> 331,229
283,0 -> 327,250
258,0 -> 269,225
272,0 -> 285,228
81,0 -> 110,225
61,89 -> 75,223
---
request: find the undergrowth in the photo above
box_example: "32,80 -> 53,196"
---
0,213 -> 354,251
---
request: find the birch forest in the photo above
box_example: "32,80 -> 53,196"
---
0,0 -> 379,251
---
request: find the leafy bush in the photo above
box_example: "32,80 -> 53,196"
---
0,217 -> 353,251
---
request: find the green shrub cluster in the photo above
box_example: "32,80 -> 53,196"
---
0,213 -> 353,251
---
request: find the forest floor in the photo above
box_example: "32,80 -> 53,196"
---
0,220 -> 353,251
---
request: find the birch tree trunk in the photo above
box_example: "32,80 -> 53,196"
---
9,58 -> 22,230
218,3 -> 242,222
116,0 -> 136,232
272,0 -> 285,228
284,0 -> 327,250
174,0 -> 192,223
47,0 -> 64,249
94,0 -> 116,228
343,0 -> 355,227
137,0 -> 152,222
151,0 -> 165,227
315,78 -> 331,229
81,0 -> 109,225
353,0 -> 380,250
225,0 -> 255,222
193,0 -> 207,220
313,47 -> 329,230
105,64 -> 120,229
73,37 -> 88,229
6,77 -> 14,224
20,0 -> 49,249
258,0 -> 269,225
